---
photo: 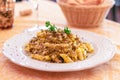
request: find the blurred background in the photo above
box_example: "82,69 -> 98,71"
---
16,0 -> 120,23
107,0 -> 120,23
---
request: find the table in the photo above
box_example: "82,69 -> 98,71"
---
0,0 -> 120,80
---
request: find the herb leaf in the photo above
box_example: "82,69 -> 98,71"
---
64,27 -> 71,34
49,25 -> 56,31
45,21 -> 71,33
45,21 -> 50,27
45,21 -> 56,31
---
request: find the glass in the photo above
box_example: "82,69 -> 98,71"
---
29,0 -> 39,27
0,0 -> 14,29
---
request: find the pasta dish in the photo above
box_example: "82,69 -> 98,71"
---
24,21 -> 94,63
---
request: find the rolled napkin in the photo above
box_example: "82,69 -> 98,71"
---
20,9 -> 32,16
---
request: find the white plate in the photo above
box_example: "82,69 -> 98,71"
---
2,26 -> 116,72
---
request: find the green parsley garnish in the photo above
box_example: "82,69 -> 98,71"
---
45,21 -> 56,31
64,27 -> 71,34
48,25 -> 56,31
45,21 -> 50,27
45,21 -> 71,34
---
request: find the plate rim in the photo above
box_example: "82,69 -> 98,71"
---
2,26 -> 116,72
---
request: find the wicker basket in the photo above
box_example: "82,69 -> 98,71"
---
57,0 -> 115,28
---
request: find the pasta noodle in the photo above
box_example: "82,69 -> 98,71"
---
24,29 -> 94,63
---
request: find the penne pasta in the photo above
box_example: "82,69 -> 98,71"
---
60,54 -> 73,63
84,43 -> 94,53
24,22 -> 94,63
